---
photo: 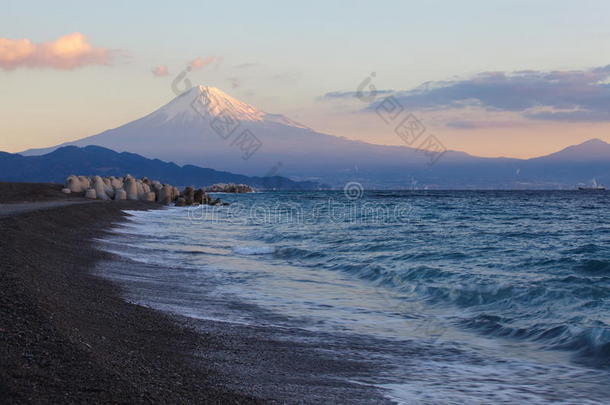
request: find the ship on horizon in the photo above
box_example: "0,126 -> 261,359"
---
578,178 -> 606,190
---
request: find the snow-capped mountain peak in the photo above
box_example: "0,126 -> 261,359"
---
152,85 -> 309,129
154,85 -> 262,122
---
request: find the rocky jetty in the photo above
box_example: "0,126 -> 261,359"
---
204,183 -> 254,193
62,175 -> 228,206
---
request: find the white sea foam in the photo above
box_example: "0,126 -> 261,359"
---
381,359 -> 607,405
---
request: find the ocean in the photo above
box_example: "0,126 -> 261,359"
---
98,190 -> 610,403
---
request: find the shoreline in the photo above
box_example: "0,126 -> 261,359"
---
0,184 -> 389,403
0,199 -> 260,403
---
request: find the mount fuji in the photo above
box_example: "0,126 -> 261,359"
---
21,86 -> 469,186
19,86 -> 610,188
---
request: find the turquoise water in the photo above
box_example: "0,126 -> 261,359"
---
99,191 -> 610,403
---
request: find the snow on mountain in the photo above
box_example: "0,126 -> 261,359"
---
142,86 -> 310,130
157,86 -> 266,122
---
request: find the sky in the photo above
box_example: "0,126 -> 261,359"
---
2,0 -> 610,158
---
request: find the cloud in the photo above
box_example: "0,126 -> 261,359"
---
446,120 -> 532,130
0,32 -> 115,71
321,89 -> 395,100
188,56 -> 214,70
524,109 -> 610,122
151,65 -> 169,77
357,66 -> 610,122
446,120 -> 491,129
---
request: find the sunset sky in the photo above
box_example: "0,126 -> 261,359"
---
2,0 -> 610,158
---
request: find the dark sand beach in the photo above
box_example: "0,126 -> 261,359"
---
0,183 -> 387,404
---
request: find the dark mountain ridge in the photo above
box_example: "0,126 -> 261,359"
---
0,145 -> 322,190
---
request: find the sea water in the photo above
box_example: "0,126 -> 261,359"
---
98,191 -> 610,403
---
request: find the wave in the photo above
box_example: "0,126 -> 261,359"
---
273,247 -> 326,260
462,314 -> 610,366
232,245 -> 276,255
322,258 -> 610,363
562,243 -> 603,255
574,259 -> 610,275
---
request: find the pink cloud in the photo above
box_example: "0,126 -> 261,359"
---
152,65 -> 169,77
188,56 -> 214,70
0,32 -> 115,71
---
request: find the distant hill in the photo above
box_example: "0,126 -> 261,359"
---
0,146 -> 322,190
529,138 -> 610,162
